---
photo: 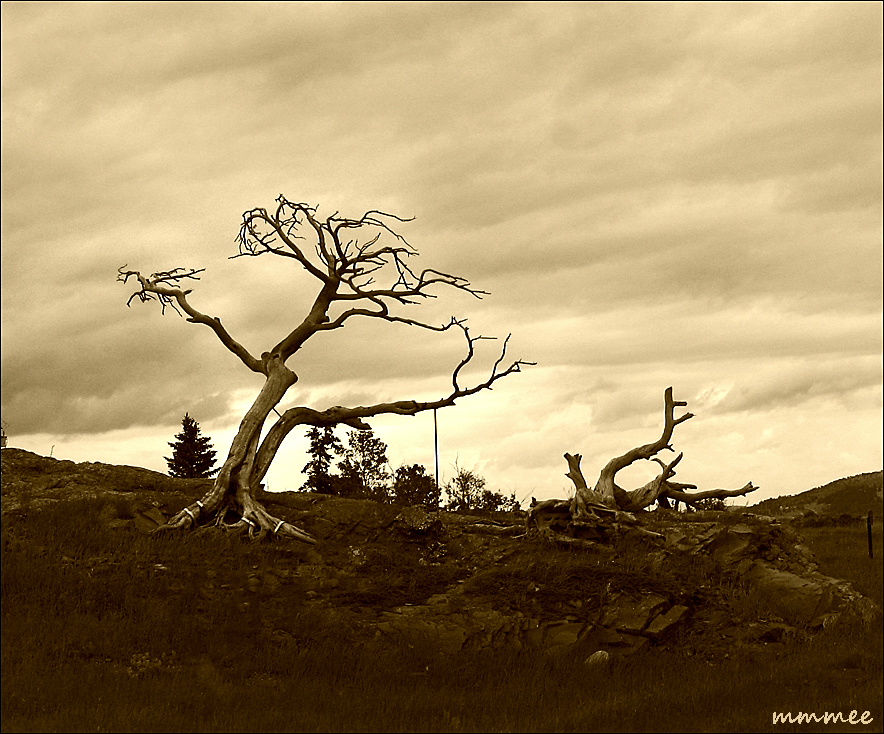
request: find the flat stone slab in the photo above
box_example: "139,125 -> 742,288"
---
543,622 -> 586,648
643,604 -> 690,641
602,593 -> 669,634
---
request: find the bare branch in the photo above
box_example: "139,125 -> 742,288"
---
563,453 -> 589,492
615,387 -> 693,465
117,265 -> 264,373
613,452 -> 684,512
252,329 -> 534,482
450,323 -> 496,393
236,200 -> 331,282
664,480 -> 699,491
118,266 -> 205,315
232,197 -> 491,361
665,482 -> 759,505
587,387 -> 694,508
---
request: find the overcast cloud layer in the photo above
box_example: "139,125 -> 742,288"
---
2,2 -> 881,505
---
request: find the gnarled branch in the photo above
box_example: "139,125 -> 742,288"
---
613,452 -> 684,512
665,481 -> 759,506
582,387 -> 693,510
251,325 -> 534,483
118,266 -> 265,373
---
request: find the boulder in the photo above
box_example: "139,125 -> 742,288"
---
743,561 -> 878,627
580,627 -> 650,657
584,650 -> 611,668
543,621 -> 586,649
394,505 -> 441,535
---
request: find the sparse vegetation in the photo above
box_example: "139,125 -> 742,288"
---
443,462 -> 520,514
2,487 -> 881,733
300,427 -> 514,512
752,471 -> 883,518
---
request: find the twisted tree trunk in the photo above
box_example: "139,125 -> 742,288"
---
121,197 -> 532,543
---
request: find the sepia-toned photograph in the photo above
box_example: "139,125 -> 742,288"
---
2,2 -> 881,731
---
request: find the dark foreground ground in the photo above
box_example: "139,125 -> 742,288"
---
1,454 -> 882,733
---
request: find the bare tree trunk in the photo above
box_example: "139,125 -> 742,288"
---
121,197 -> 532,543
156,356 -> 317,542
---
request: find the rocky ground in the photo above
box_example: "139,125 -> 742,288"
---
1,447 -> 879,664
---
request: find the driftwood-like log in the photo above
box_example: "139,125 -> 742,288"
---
561,387 -> 758,518
568,387 -> 692,515
614,452 -> 684,512
565,453 -> 609,517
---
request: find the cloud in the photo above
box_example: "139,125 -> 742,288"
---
2,2 -> 880,505
710,356 -> 883,415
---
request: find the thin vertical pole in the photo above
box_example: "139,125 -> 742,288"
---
434,408 -> 439,495
868,510 -> 874,559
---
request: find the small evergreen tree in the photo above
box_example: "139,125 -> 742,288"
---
301,425 -> 344,493
165,413 -> 218,478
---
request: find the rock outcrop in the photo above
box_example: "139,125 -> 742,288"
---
2,448 -> 879,662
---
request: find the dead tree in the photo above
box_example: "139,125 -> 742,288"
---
119,195 -> 532,542
530,387 -> 757,532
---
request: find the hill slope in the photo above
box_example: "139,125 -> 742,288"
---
751,471 -> 883,517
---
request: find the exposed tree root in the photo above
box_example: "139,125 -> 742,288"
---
153,496 -> 316,544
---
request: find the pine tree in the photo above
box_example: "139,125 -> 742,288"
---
301,425 -> 344,493
165,413 -> 219,479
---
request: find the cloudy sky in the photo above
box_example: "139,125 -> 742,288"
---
2,1 -> 881,507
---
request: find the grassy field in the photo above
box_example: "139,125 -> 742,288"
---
2,498 -> 882,733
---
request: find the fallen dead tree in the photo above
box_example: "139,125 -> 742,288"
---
529,387 -> 758,534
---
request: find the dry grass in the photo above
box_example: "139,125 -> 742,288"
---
2,499 -> 882,733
